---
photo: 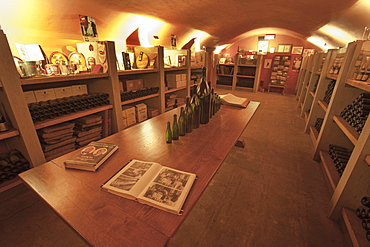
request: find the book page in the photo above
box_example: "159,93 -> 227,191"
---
137,167 -> 196,214
219,93 -> 249,108
101,159 -> 162,199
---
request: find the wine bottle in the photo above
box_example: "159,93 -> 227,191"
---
190,86 -> 200,129
362,197 -> 370,208
178,107 -> 186,136
197,67 -> 210,124
185,97 -> 193,133
166,121 -> 172,143
209,88 -> 214,119
172,114 -> 179,140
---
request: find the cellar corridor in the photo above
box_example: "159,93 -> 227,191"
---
0,88 -> 349,247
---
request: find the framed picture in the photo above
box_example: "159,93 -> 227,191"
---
264,58 -> 272,69
303,49 -> 315,57
292,46 -> 304,55
277,44 -> 292,54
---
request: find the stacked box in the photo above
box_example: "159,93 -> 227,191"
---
147,107 -> 159,118
122,106 -> 136,128
38,122 -> 76,161
166,73 -> 187,89
73,113 -> 103,148
124,79 -> 144,92
135,103 -> 148,122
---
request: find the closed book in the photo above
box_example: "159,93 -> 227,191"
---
64,141 -> 118,171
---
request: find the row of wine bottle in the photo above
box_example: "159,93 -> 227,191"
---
328,144 -> 353,177
236,80 -> 254,88
120,87 -> 159,101
314,117 -> 324,133
28,93 -> 110,122
166,68 -> 221,143
355,197 -> 370,242
0,149 -> 30,184
340,93 -> 370,134
322,80 -> 336,105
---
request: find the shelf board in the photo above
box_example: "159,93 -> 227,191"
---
235,86 -> 253,90
164,67 -> 187,72
333,115 -> 359,146
34,105 -> 113,130
121,93 -> 159,106
326,74 -> 338,80
0,128 -> 20,140
165,86 -> 186,94
218,64 -> 234,67
238,64 -> 257,67
0,177 -> 22,193
341,208 -> 369,247
21,73 -> 109,85
236,75 -> 255,78
309,125 -> 318,146
319,150 -> 340,192
310,91 -> 315,98
318,100 -> 328,112
346,79 -> 370,93
216,84 -> 232,88
216,74 -> 233,77
118,68 -> 158,75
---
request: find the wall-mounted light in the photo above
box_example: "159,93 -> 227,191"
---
265,34 -> 276,40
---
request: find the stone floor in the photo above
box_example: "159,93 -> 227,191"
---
0,88 -> 350,247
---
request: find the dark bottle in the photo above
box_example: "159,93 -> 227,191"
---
209,88 -> 214,119
172,114 -> 179,140
190,86 -> 200,129
197,67 -> 210,124
362,197 -> 370,208
178,107 -> 186,136
166,121 -> 172,143
185,97 -> 193,133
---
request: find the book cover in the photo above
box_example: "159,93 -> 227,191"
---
101,159 -> 197,215
64,141 -> 118,171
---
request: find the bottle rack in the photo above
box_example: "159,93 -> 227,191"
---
215,53 -> 262,92
0,29 -> 211,191
295,55 -> 311,101
297,55 -> 315,109
268,55 -> 291,94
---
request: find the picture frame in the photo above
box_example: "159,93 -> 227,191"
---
303,49 -> 315,57
292,46 -> 304,55
277,44 -> 292,54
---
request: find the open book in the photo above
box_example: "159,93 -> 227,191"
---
219,93 -> 250,108
101,159 -> 197,215
64,142 -> 118,171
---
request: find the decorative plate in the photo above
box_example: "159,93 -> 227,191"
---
68,52 -> 86,66
50,51 -> 69,65
136,51 -> 149,69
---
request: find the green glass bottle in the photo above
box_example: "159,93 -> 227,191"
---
185,96 -> 193,133
190,86 -> 200,129
178,107 -> 186,136
197,67 -> 210,124
172,114 -> 179,140
166,121 -> 172,143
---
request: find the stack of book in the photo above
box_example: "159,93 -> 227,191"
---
73,113 -> 103,148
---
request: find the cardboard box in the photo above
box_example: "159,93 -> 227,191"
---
147,107 -> 159,118
54,86 -> 73,98
122,118 -> 128,129
33,89 -> 56,102
166,73 -> 182,82
72,84 -> 88,95
24,91 -> 37,104
121,110 -> 127,119
124,79 -> 143,92
135,103 -> 147,122
126,116 -> 136,126
122,106 -> 136,118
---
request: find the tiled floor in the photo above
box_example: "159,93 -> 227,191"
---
0,88 -> 350,247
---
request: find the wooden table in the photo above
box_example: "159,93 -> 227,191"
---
19,101 -> 260,247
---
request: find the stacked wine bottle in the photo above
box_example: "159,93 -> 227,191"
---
120,87 -> 159,101
314,118 -> 324,133
323,80 -> 336,104
340,93 -> 370,134
0,149 -> 30,184
28,93 -> 110,122
356,196 -> 370,242
312,76 -> 320,93
328,144 -> 353,177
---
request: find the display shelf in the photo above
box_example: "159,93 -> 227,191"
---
333,115 -> 359,146
310,91 -> 315,97
165,86 -> 187,94
0,128 -> 20,140
341,208 -> 369,247
118,68 -> 159,75
121,94 -> 159,106
21,73 -> 109,85
319,150 -> 340,192
346,79 -> 370,92
365,155 -> 370,166
0,177 -> 22,193
318,100 -> 328,112
309,125 -> 318,145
